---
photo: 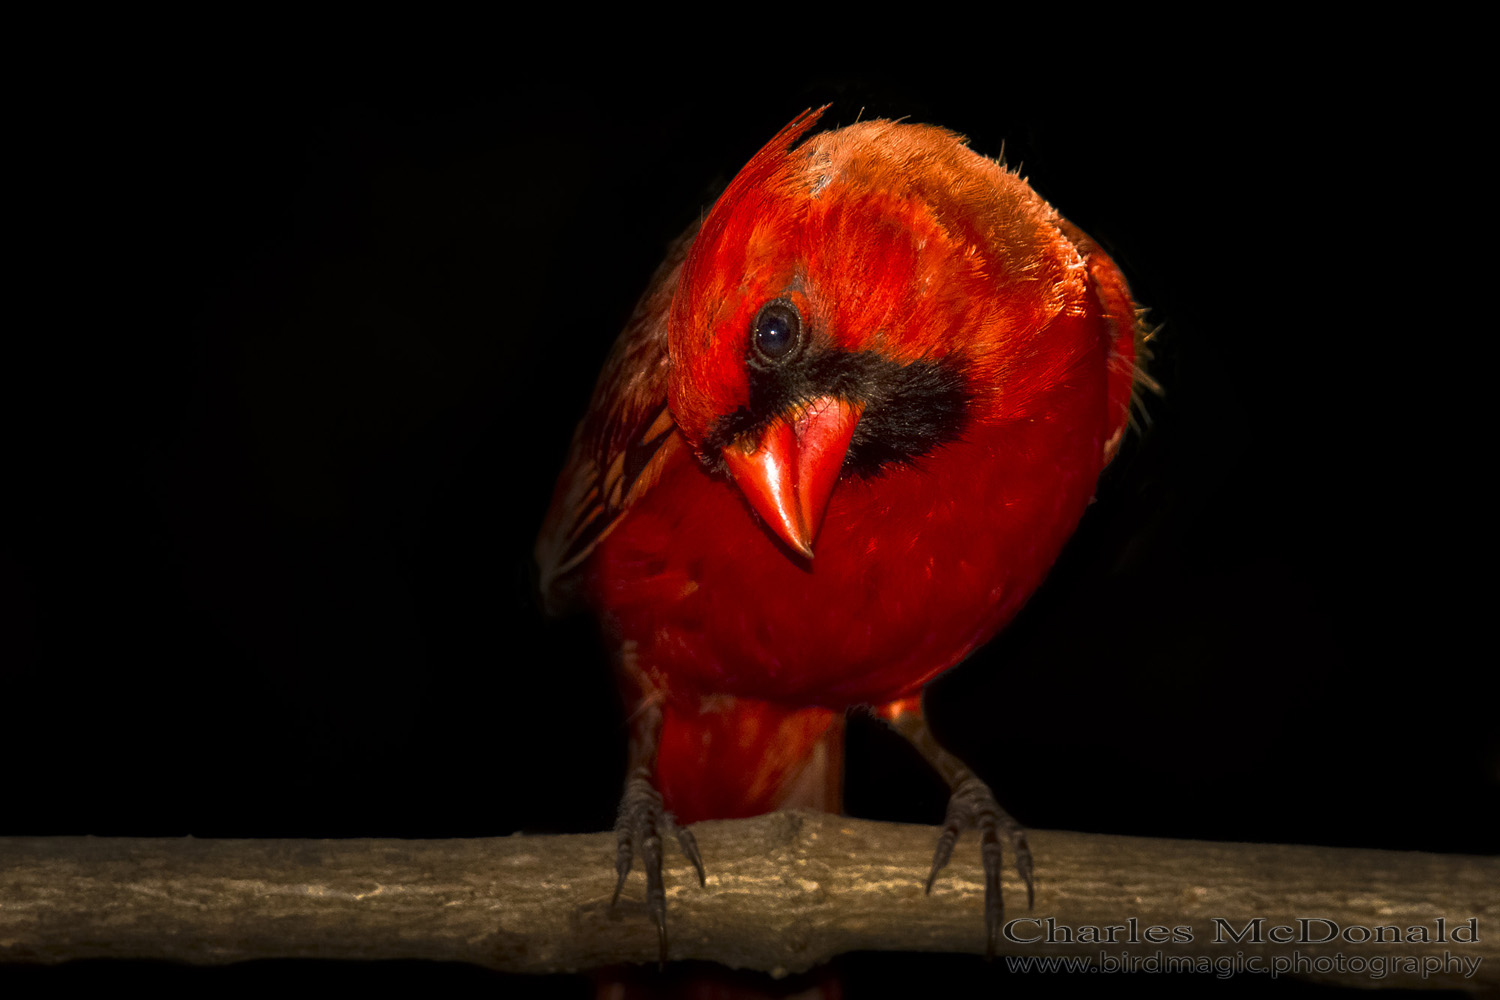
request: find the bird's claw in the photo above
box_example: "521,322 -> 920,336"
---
925,773 -> 1034,957
612,772 -> 705,966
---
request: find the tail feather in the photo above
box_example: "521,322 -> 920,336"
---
657,697 -> 843,825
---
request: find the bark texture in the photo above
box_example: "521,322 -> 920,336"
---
2,812 -> 1493,989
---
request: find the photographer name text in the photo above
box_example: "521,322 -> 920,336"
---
1002,916 -> 1481,946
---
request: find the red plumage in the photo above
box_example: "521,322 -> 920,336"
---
538,106 -> 1142,945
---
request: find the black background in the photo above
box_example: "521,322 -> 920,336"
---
7,50 -> 1492,996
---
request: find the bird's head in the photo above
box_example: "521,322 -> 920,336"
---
667,108 -> 1092,558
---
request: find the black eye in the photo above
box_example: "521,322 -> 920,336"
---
751,300 -> 801,362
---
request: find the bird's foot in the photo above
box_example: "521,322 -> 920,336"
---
925,771 -> 1034,957
878,698 -> 1034,958
613,768 -> 705,966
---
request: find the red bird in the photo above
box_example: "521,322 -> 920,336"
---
537,107 -> 1144,960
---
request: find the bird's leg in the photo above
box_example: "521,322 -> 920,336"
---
613,698 -> 706,966
879,696 -> 1033,957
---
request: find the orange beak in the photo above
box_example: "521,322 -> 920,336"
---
721,396 -> 862,559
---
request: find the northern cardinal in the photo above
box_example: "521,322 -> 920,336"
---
537,107 -> 1144,962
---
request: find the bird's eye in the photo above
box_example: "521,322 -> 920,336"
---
750,300 -> 801,362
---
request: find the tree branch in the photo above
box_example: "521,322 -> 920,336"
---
3,812 -> 1494,989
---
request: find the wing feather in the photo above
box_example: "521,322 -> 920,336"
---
536,220 -> 700,612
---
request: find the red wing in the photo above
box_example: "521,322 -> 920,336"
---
535,220 -> 700,612
1055,218 -> 1156,465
